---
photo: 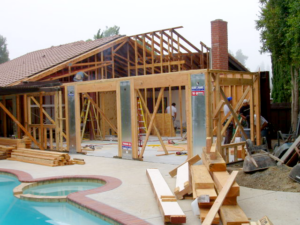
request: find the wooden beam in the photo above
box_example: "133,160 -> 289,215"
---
137,90 -> 168,155
202,171 -> 239,225
129,61 -> 185,70
83,93 -> 118,134
139,88 -> 165,158
213,100 -> 225,119
173,29 -> 201,52
16,95 -> 21,138
0,102 -> 42,149
169,154 -> 201,177
30,96 -> 67,139
220,88 -> 248,139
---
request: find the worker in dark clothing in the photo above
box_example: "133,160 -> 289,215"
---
223,97 -> 234,144
239,99 -> 250,127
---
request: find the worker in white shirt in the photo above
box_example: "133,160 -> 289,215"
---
166,103 -> 177,130
223,97 -> 233,144
254,114 -> 269,145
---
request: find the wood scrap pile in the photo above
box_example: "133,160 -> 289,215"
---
147,149 -> 273,224
7,148 -> 81,167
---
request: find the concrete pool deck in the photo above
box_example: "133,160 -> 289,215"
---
1,141 -> 300,225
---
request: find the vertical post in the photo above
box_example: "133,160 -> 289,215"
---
17,95 -> 21,138
39,92 -> 44,150
254,73 -> 261,145
54,92 -> 60,150
75,86 -> 81,153
216,74 -> 222,155
120,80 -> 133,159
24,95 -> 28,131
116,81 -> 122,157
190,73 -> 206,157
59,90 -> 63,150
131,81 -> 138,159
67,86 -> 78,153
127,42 -> 130,77
64,87 -> 70,151
100,93 -> 106,139
205,72 -> 212,138
135,36 -> 138,76
3,96 -> 7,137
179,86 -> 183,137
169,86 -> 172,136
112,47 -> 115,78
185,79 -> 192,158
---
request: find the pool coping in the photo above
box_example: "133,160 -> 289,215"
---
0,168 -> 151,225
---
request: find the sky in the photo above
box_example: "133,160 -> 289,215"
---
1,0 -> 271,73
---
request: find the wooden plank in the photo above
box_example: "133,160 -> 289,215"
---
169,154 -> 201,177
191,165 -> 214,189
146,169 -> 186,224
16,95 -> 21,138
199,207 -> 220,225
219,78 -> 253,86
278,135 -> 300,165
219,205 -> 249,225
202,171 -> 239,225
202,150 -> 226,172
174,162 -> 192,199
213,100 -> 225,119
195,188 -> 217,200
213,171 -> 240,197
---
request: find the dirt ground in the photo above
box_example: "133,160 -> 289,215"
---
228,163 -> 300,192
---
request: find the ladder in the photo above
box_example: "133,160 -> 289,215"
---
137,97 -> 147,136
80,96 -> 102,140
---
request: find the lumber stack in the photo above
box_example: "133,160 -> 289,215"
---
0,145 -> 15,160
0,137 -> 30,149
8,148 -> 73,167
146,169 -> 186,224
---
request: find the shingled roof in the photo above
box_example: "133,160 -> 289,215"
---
0,35 -> 122,87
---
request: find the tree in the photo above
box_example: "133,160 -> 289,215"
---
235,49 -> 248,66
256,0 -> 300,131
229,49 -> 248,67
0,35 -> 9,64
93,26 -> 120,40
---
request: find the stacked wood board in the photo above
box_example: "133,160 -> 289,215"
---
0,137 -> 30,149
146,169 -> 186,223
0,145 -> 15,160
8,148 -> 74,167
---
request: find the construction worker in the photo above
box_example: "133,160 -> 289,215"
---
223,97 -> 234,144
239,99 -> 250,127
166,103 -> 177,131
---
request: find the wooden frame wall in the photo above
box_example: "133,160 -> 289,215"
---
206,70 -> 261,162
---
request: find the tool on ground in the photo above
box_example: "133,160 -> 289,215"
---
176,151 -> 187,155
243,139 -> 276,173
168,140 -> 175,144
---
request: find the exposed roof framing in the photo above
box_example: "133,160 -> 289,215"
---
1,26 -> 212,86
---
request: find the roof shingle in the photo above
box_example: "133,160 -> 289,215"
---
0,35 -> 122,87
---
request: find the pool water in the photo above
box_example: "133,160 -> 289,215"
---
24,181 -> 102,196
0,175 -> 112,225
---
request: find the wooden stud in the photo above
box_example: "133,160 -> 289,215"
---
16,95 -> 21,138
0,102 -> 42,149
39,92 -> 44,150
202,171 -> 239,225
137,90 -> 168,155
116,81 -> 122,157
139,88 -> 165,158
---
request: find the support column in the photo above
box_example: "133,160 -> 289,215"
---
119,80 -> 133,159
67,85 -> 78,153
190,73 -> 206,156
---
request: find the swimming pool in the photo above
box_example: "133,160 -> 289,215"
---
0,174 -> 112,225
23,180 -> 103,196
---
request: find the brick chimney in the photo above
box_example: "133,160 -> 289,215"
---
211,19 -> 228,70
